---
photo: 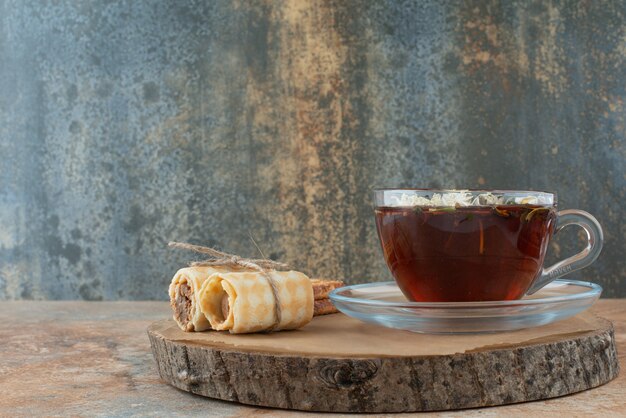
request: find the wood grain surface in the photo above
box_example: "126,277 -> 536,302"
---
1,300 -> 624,416
148,312 -> 619,412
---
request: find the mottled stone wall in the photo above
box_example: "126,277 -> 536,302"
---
0,0 -> 624,300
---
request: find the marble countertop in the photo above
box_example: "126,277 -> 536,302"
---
1,300 -> 624,417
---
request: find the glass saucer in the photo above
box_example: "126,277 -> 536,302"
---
329,280 -> 602,334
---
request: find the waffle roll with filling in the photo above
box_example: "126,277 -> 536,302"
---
198,270 -> 314,334
169,266 -> 234,332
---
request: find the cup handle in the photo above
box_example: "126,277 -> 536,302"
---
526,209 -> 603,295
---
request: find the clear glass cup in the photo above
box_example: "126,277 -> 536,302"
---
373,189 -> 603,302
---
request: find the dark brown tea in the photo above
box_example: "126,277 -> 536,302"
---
375,205 -> 556,302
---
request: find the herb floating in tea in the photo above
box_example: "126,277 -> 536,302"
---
428,207 -> 456,213
478,219 -> 485,255
524,207 -> 549,222
493,207 -> 510,218
460,213 -> 475,223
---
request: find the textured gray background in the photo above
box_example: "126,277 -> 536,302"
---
0,0 -> 624,300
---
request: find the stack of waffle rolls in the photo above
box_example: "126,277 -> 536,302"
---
169,266 -> 343,334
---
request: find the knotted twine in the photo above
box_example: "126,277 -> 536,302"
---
168,241 -> 288,330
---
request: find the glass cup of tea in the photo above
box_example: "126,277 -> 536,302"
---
374,189 -> 603,302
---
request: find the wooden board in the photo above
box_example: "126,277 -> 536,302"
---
148,312 -> 620,413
